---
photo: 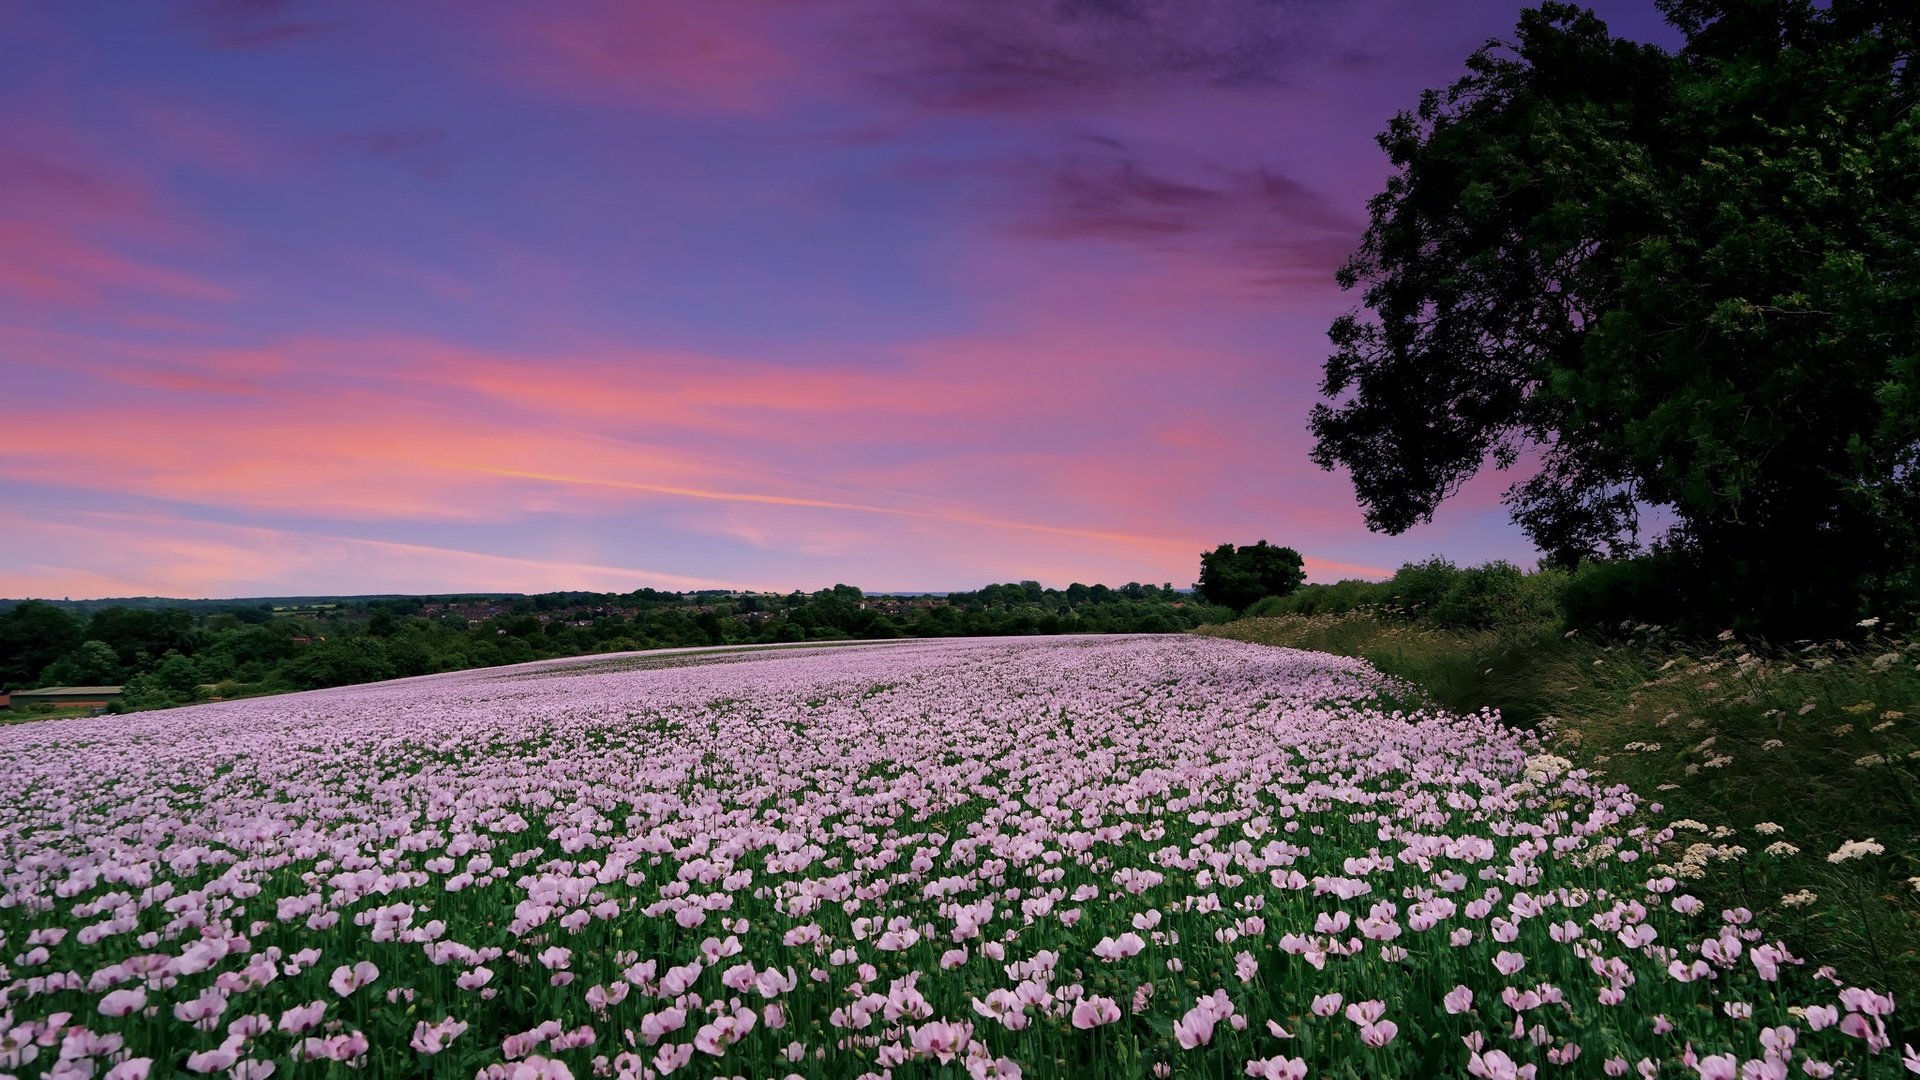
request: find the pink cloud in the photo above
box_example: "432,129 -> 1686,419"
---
473,0 -> 826,113
0,512 -> 735,599
0,323 -> 1390,590
0,121 -> 238,312
0,221 -> 235,305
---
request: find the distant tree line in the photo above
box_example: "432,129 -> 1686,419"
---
0,583 -> 1229,712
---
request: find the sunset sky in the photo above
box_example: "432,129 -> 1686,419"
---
0,0 -> 1676,599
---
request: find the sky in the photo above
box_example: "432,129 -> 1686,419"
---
0,0 -> 1679,599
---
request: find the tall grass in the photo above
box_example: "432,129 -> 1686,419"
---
1200,610 -> 1920,1016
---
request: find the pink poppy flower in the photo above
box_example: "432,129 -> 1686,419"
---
1360,1020 -> 1399,1047
328,961 -> 379,997
908,1019 -> 971,1063
1071,996 -> 1122,1029
98,987 -> 146,1018
1245,1056 -> 1308,1079
1174,1005 -> 1217,1049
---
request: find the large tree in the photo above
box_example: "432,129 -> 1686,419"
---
1310,0 -> 1918,629
1198,541 -> 1307,612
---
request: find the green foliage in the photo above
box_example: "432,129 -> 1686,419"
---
1312,0 -> 1920,636
1243,559 -> 1565,633
84,607 -> 195,668
1196,540 -> 1307,612
1427,560 -> 1563,631
37,640 -> 124,687
1377,558 -> 1462,620
0,601 -> 84,690
118,651 -> 207,711
1243,578 -> 1386,618
1557,548 -> 1703,631
283,637 -> 397,691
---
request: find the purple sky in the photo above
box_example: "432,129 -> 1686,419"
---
0,0 -> 1676,598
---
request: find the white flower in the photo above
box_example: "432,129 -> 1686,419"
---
1765,842 -> 1800,857
1826,838 -> 1885,864
1522,754 -> 1573,783
1780,890 -> 1818,908
1753,822 -> 1782,835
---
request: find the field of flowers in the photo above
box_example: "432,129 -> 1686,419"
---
0,636 -> 1909,1078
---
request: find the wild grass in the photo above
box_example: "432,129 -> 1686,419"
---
1199,613 -> 1920,1019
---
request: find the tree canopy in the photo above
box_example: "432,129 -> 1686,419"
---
1310,0 -> 1918,631
1198,541 -> 1307,612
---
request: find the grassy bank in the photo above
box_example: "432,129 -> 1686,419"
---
1199,611 -> 1920,1017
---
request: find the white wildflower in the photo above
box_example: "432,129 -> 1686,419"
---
1522,754 -> 1573,783
1826,838 -> 1885,864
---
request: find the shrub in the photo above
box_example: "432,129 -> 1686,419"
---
1557,550 -> 1701,633
1374,558 -> 1460,619
1249,578 -> 1386,617
1428,560 -> 1562,631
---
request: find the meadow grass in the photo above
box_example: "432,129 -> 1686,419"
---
1200,614 -> 1920,1018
